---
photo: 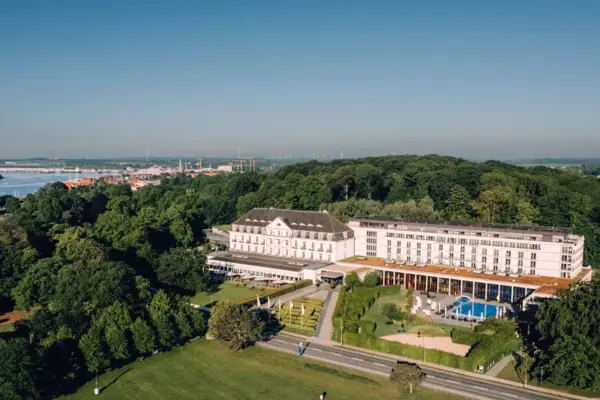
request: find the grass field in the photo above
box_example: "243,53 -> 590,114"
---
191,282 -> 276,306
497,361 -> 600,398
275,297 -> 323,335
62,340 -> 464,400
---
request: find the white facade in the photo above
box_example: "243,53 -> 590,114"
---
230,210 -> 354,262
349,218 -> 584,279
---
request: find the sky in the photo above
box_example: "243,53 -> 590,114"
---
1,0 -> 599,160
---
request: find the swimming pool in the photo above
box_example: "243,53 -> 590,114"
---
450,297 -> 500,319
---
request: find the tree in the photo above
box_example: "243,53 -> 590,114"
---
208,301 -> 264,350
534,279 -> 600,390
12,258 -> 60,309
96,302 -> 133,361
0,338 -> 38,400
515,199 -> 539,225
148,290 -> 178,348
4,196 -> 21,213
390,361 -> 424,393
156,248 -> 207,294
445,184 -> 471,221
381,303 -> 403,324
362,271 -> 379,287
354,164 -> 383,200
130,318 -> 156,356
344,272 -> 360,290
79,325 -> 110,375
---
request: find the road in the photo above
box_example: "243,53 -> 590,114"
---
260,334 -> 561,400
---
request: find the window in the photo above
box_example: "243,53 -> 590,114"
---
518,259 -> 523,267
396,240 -> 401,247
459,261 -> 465,267
493,257 -> 499,264
518,252 -> 523,259
505,259 -> 511,266
531,253 -> 537,260
366,251 -> 376,257
387,240 -> 392,246
493,249 -> 499,257
417,243 -> 421,249
367,245 -> 377,251
367,231 -> 377,237
417,235 -> 424,240
449,245 -> 454,252
406,242 -> 412,248
482,248 -> 487,255
471,247 -> 476,254
471,262 -> 476,268
438,244 -> 444,251
427,243 -> 432,250
417,250 -> 421,257
530,261 -> 536,268
529,269 -> 536,276
482,256 -> 487,263
449,253 -> 454,259
506,251 -> 511,257
460,246 -> 465,253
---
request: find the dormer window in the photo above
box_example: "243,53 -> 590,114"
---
308,223 -> 314,227
300,222 -> 305,226
245,218 -> 251,222
291,222 -> 297,225
316,224 -> 323,228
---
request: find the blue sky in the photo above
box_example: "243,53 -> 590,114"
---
1,0 -> 599,159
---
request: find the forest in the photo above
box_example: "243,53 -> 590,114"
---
1,154 -> 600,398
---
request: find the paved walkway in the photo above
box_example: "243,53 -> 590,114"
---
316,290 -> 338,339
486,353 -> 516,376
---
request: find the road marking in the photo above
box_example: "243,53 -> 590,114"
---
330,353 -> 342,357
471,385 -> 489,391
351,357 -> 363,361
312,348 -> 323,352
272,339 -> 286,344
501,393 -> 518,398
444,379 -> 460,385
374,362 -> 387,367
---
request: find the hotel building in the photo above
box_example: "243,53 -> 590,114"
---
229,208 -> 355,263
207,208 -> 354,283
208,209 -> 591,306
349,217 -> 584,279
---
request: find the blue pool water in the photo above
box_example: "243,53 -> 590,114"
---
450,297 -> 499,319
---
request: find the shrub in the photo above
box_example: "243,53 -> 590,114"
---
359,320 -> 376,335
451,328 -> 480,346
381,303 -> 403,323
363,271 -> 379,287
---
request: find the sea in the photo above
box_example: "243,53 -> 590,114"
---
0,171 -> 103,197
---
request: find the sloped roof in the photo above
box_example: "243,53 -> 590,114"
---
233,208 -> 350,234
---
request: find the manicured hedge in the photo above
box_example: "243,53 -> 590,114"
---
237,279 -> 313,307
331,283 -> 520,372
450,328 -> 480,346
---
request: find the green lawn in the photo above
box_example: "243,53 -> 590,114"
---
62,340 -> 464,400
362,290 -> 469,338
0,323 -> 15,333
191,282 -> 276,306
497,361 -> 600,398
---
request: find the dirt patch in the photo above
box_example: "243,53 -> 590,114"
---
381,333 -> 470,356
0,309 -> 27,325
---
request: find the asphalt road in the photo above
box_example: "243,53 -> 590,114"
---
260,334 -> 561,400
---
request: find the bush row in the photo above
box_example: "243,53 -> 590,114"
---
237,279 -> 313,307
